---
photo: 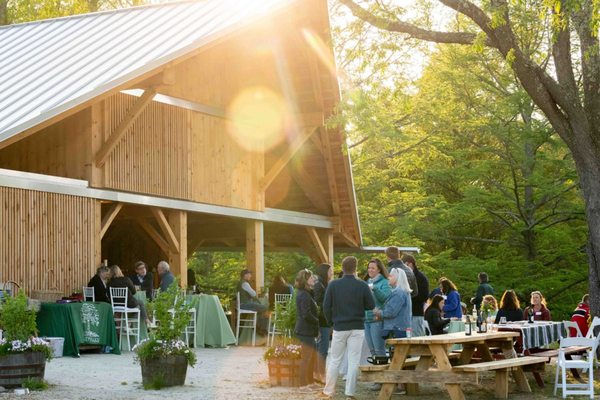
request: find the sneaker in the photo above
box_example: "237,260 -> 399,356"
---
298,386 -> 318,393
368,383 -> 382,391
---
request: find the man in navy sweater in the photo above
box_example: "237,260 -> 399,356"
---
320,256 -> 375,399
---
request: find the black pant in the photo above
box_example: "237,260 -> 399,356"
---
295,334 -> 317,386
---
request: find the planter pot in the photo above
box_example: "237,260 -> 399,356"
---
0,351 -> 46,388
140,355 -> 188,387
267,358 -> 301,387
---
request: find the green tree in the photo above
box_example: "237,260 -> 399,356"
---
338,0 -> 600,316
337,32 -> 587,317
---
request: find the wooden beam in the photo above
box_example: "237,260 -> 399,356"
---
150,207 -> 180,253
100,202 -> 123,239
306,227 -> 328,264
320,128 -> 341,216
290,161 -> 330,213
259,128 -> 317,192
246,220 -> 264,292
167,210 -> 187,288
94,88 -> 156,167
136,218 -> 170,254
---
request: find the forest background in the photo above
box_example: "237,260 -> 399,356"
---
1,0 -> 590,320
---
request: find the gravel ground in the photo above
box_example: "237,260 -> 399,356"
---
0,346 -> 590,399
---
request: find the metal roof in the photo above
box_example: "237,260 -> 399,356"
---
0,0 -> 293,144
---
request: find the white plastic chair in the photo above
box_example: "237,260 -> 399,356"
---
267,293 -> 292,346
236,292 -> 258,346
109,287 -> 140,351
83,287 -> 95,302
563,320 -> 583,337
185,307 -> 197,347
585,316 -> 600,339
422,319 -> 432,336
554,337 -> 596,398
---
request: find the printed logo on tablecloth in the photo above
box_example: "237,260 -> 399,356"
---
81,303 -> 101,344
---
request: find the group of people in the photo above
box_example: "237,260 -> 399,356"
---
86,260 -> 176,325
237,247 -> 589,399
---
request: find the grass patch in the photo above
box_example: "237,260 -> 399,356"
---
143,374 -> 166,390
22,377 -> 48,391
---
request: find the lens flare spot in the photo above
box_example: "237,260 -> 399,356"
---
301,28 -> 345,81
227,87 -> 288,152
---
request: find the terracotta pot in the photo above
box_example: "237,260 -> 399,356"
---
267,358 -> 301,387
0,351 -> 46,388
140,355 -> 188,387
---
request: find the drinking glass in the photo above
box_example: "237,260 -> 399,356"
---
499,316 -> 507,325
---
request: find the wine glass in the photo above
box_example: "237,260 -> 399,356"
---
499,316 -> 507,325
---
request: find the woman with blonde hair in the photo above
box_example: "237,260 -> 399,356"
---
374,268 -> 412,339
108,265 -> 150,325
523,290 -> 551,321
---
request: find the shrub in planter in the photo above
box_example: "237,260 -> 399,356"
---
133,280 -> 195,389
0,293 -> 52,388
263,341 -> 302,387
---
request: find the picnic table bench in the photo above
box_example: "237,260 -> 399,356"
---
453,355 -> 548,398
359,331 -> 546,400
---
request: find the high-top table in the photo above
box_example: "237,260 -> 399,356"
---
36,301 -> 121,357
187,294 -> 236,348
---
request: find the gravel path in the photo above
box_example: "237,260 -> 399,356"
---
0,346 -> 568,399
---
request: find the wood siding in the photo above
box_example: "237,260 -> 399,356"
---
0,110 -> 91,180
0,187 -> 99,295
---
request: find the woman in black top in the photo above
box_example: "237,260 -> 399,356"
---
268,274 -> 293,310
294,269 -> 319,389
108,265 -> 150,325
424,295 -> 451,335
313,263 -> 333,383
494,290 -> 524,323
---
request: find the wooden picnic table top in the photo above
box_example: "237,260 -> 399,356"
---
387,330 -> 520,345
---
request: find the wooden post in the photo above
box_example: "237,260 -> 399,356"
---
246,220 -> 264,292
325,231 -> 334,264
94,201 -> 102,269
167,210 -> 187,288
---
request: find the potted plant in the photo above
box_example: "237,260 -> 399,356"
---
263,341 -> 302,387
133,281 -> 196,389
0,292 -> 52,388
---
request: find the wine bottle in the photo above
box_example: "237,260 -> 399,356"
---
476,311 -> 483,333
465,315 -> 472,335
528,307 -> 534,323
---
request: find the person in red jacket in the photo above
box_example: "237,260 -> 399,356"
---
570,294 -> 590,337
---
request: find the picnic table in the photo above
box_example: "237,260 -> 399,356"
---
361,331 -> 548,400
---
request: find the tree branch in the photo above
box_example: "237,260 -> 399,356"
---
338,0 -> 483,45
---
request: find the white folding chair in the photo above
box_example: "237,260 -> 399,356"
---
109,287 -> 140,351
585,316 -> 600,339
267,293 -> 292,346
83,287 -> 95,302
563,320 -> 583,337
554,336 -> 596,398
236,292 -> 258,346
185,308 -> 197,347
422,319 -> 432,336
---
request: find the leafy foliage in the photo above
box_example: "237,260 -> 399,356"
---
0,292 -> 38,342
133,280 -> 196,367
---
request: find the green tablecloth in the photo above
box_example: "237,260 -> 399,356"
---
36,302 -> 120,357
188,294 -> 236,348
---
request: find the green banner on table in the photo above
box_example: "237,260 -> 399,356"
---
37,302 -> 121,357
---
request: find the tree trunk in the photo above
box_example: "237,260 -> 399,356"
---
569,127 -> 600,317
0,0 -> 7,26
